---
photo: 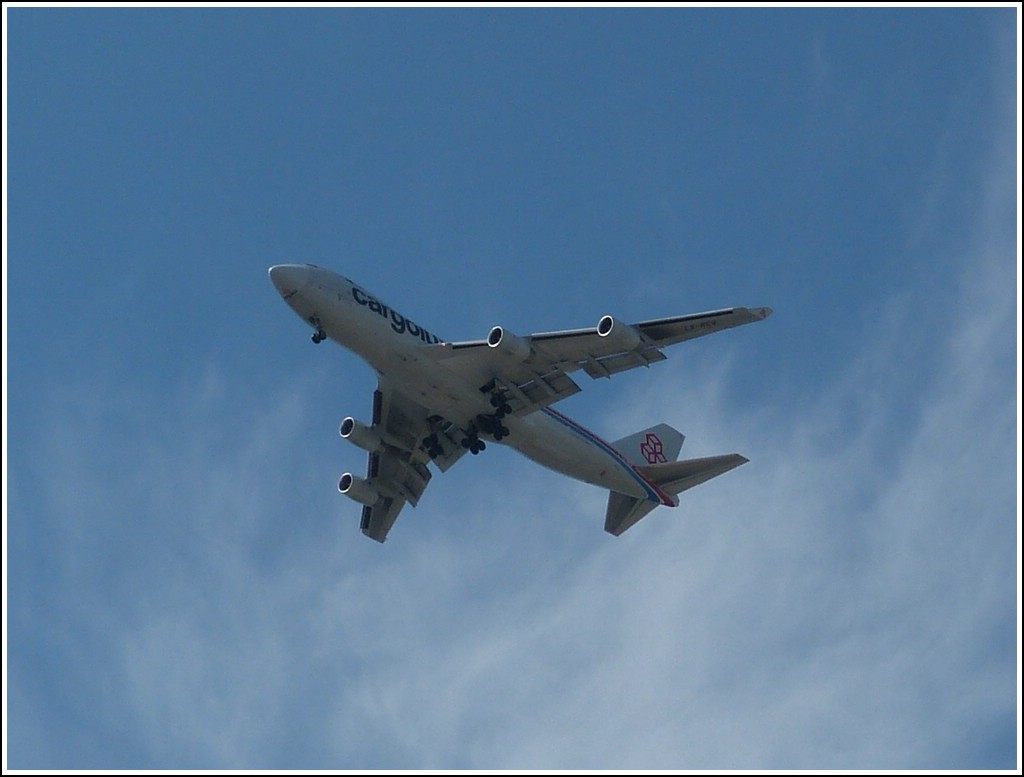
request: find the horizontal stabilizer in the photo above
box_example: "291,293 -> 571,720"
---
605,491 -> 661,536
639,454 -> 749,495
605,453 -> 749,536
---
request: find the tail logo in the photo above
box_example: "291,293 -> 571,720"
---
640,433 -> 668,464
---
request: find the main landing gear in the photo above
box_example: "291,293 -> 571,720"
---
462,434 -> 486,456
475,413 -> 509,442
422,427 -> 491,458
480,383 -> 511,442
482,380 -> 513,419
422,430 -> 487,457
459,413 -> 509,454
421,388 -> 513,459
422,433 -> 445,459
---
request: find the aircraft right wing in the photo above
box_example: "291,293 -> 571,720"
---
427,307 -> 772,417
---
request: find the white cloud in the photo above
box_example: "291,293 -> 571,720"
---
9,204 -> 1015,767
9,52 -> 1018,766
322,224 -> 1013,769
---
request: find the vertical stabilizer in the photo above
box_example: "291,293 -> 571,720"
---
612,423 -> 685,467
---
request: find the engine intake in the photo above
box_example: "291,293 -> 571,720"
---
597,315 -> 642,352
338,473 -> 380,507
339,417 -> 384,453
487,326 -> 531,361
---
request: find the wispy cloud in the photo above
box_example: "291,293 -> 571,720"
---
8,27 -> 1017,765
10,178 -> 1014,767
333,209 -> 1015,769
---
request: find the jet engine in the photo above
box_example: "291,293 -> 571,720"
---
597,315 -> 642,352
338,473 -> 379,506
339,417 -> 384,453
487,326 -> 531,361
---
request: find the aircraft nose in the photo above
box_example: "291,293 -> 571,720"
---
268,264 -> 308,298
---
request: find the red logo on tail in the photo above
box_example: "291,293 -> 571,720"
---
640,433 -> 668,464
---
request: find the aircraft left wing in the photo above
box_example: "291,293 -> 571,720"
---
356,450 -> 424,543
427,306 -> 772,416
347,379 -> 469,542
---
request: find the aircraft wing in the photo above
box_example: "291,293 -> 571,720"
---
355,379 -> 469,542
430,307 -> 772,416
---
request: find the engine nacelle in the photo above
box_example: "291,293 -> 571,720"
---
338,473 -> 380,507
487,326 -> 531,361
339,417 -> 384,453
597,315 -> 642,352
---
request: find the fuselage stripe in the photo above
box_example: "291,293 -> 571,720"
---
540,408 -> 675,506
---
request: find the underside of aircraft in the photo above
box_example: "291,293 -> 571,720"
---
270,264 -> 771,542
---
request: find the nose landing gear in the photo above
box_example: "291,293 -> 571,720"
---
308,316 -> 327,344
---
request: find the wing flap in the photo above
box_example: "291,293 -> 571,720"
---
353,450 -> 431,543
360,498 -> 406,543
580,346 -> 667,378
503,368 -> 582,412
368,451 -> 431,506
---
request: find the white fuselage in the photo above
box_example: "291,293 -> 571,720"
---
271,264 -> 670,505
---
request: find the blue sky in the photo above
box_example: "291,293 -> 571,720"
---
5,6 -> 1019,770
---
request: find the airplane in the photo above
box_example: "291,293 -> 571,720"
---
269,264 -> 772,542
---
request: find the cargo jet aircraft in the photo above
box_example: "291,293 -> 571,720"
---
269,264 -> 771,542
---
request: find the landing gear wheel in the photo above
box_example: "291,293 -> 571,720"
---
422,434 -> 444,459
475,411 -> 511,440
311,328 -> 327,344
489,393 -> 513,419
470,440 -> 486,455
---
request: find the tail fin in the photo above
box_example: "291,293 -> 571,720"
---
612,423 -> 685,467
604,452 -> 749,536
